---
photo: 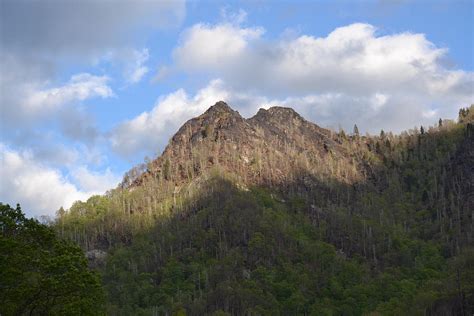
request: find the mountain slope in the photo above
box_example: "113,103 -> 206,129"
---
56,103 -> 474,315
129,101 -> 368,197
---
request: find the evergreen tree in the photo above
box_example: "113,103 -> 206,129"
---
353,124 -> 360,137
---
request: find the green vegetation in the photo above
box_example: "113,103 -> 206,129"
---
4,106 -> 473,315
98,181 -> 473,315
0,203 -> 105,315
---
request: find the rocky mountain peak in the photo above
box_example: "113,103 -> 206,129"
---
204,101 -> 239,117
267,106 -> 301,118
251,106 -> 307,126
132,101 -> 363,190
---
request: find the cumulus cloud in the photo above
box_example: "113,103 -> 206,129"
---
0,145 -> 120,217
0,145 -> 88,217
103,48 -> 151,84
70,166 -> 121,193
265,93 -> 442,133
1,72 -> 113,135
174,22 -> 264,71
25,74 -> 113,112
171,22 -> 473,132
173,22 -> 462,95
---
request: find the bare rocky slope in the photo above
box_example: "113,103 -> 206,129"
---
131,101 -> 371,195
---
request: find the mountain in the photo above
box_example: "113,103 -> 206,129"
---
56,102 -> 474,315
128,101 -> 366,197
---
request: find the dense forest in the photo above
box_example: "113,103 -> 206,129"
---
2,104 -> 473,315
0,203 -> 105,315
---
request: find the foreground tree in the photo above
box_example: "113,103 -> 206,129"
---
0,203 -> 105,315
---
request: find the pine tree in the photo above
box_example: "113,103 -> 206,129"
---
353,124 -> 360,137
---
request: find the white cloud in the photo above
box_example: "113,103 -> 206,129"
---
1,72 -> 114,135
173,22 -> 471,97
170,22 -> 473,132
25,73 -> 113,111
0,145 -> 87,217
220,8 -> 248,25
71,166 -> 121,193
264,93 -> 441,133
174,22 -> 264,71
0,145 -> 120,217
123,48 -> 150,84
370,93 -> 389,111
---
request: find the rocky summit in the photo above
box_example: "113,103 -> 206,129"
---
131,101 -> 367,193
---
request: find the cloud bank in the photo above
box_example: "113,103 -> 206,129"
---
174,22 -> 472,98
0,145 -> 120,218
167,21 -> 473,132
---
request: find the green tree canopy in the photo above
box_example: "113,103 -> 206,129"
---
0,203 -> 105,315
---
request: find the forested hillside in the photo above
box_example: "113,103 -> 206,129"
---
54,103 -> 473,315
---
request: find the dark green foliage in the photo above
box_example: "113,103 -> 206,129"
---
0,203 -> 105,315
101,182 -> 372,314
458,106 -> 473,123
53,108 -> 473,315
78,178 -> 471,315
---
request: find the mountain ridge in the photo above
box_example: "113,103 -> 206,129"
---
130,101 -> 365,193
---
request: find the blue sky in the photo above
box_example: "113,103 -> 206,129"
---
1,0 -> 473,217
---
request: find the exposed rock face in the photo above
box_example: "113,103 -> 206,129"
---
133,101 -> 366,194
